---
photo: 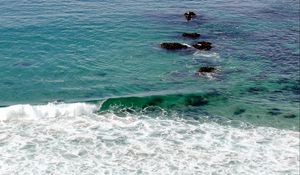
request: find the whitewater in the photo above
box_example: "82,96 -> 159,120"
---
0,103 -> 298,174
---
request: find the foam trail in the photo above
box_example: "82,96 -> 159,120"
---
193,51 -> 220,59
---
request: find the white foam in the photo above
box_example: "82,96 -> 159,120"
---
182,43 -> 192,47
0,103 -> 98,121
0,103 -> 299,174
193,51 -> 221,59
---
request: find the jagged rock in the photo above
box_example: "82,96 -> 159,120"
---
182,32 -> 200,38
160,42 -> 188,50
198,67 -> 216,73
184,11 -> 196,21
192,41 -> 212,50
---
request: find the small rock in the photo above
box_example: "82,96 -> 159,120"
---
184,11 -> 196,21
192,41 -> 212,50
182,32 -> 200,39
198,67 -> 216,73
160,42 -> 188,50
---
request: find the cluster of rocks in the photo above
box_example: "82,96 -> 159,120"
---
160,11 -> 216,75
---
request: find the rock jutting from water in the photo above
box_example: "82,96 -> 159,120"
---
182,32 -> 200,39
197,67 -> 216,73
160,42 -> 189,50
193,41 -> 212,50
184,11 -> 196,21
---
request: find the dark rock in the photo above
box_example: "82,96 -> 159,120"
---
185,96 -> 208,106
267,108 -> 281,116
160,42 -> 188,50
192,41 -> 212,50
283,114 -> 297,119
198,67 -> 216,73
182,32 -> 200,39
234,108 -> 246,115
184,11 -> 197,21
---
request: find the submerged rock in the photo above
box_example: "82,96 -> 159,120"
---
247,87 -> 268,94
184,11 -> 196,21
234,108 -> 246,115
267,108 -> 281,116
185,95 -> 208,106
198,67 -> 216,73
283,114 -> 297,119
193,41 -> 212,50
160,42 -> 188,50
182,32 -> 200,39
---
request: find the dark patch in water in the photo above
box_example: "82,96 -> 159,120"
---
14,62 -> 33,67
283,114 -> 297,119
146,97 -> 164,106
96,72 -> 107,77
193,116 -> 200,120
2,81 -> 14,86
185,95 -> 208,106
273,90 -> 284,93
234,108 -> 246,115
247,87 -> 268,94
282,84 -> 300,95
267,108 -> 282,116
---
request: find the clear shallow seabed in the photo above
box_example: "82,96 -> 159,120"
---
0,0 -> 299,174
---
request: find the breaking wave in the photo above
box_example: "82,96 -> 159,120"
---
0,101 -> 299,174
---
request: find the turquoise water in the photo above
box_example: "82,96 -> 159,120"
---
0,0 -> 299,174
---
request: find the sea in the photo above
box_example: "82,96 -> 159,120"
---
0,0 -> 299,174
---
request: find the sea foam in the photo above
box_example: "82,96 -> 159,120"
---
0,102 -> 299,174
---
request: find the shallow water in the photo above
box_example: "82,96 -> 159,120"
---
0,0 -> 299,174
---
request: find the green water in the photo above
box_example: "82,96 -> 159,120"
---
0,0 -> 299,130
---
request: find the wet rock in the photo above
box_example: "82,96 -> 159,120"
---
184,11 -> 196,21
234,108 -> 246,115
267,108 -> 281,116
160,42 -> 188,50
182,32 -> 200,39
197,67 -> 216,73
192,41 -> 212,50
283,114 -> 297,119
185,96 -> 208,106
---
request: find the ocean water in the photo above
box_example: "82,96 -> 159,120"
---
0,0 -> 299,174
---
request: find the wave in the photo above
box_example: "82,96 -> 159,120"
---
0,101 -> 298,174
100,92 -> 222,111
0,102 -> 99,122
0,92 -> 222,121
